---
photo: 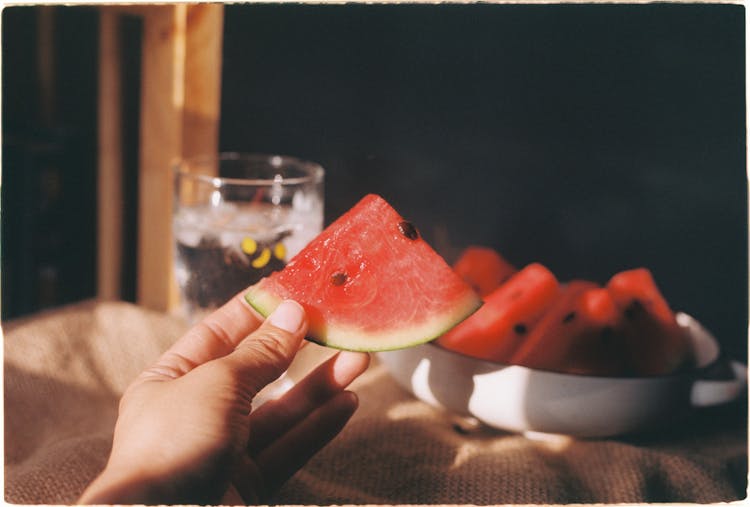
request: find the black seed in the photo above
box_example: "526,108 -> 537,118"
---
513,323 -> 527,335
562,311 -> 576,323
600,326 -> 614,344
398,220 -> 419,240
331,272 -> 348,286
624,300 -> 644,321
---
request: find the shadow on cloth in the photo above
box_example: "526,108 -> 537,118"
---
274,361 -> 747,505
4,364 -> 119,504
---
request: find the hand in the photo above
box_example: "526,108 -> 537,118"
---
78,294 -> 370,505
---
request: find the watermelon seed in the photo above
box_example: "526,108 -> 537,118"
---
624,300 -> 644,321
562,311 -> 576,324
513,323 -> 527,335
331,272 -> 348,286
398,221 -> 419,240
600,326 -> 614,343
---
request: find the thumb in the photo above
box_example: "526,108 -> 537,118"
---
219,300 -> 308,401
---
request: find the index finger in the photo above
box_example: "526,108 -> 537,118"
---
151,290 -> 264,377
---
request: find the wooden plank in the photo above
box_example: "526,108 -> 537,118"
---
97,9 -> 124,301
137,5 -> 186,311
136,4 -> 224,311
183,4 -> 223,159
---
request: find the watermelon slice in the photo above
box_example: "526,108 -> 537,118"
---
607,268 -> 692,376
452,245 -> 517,297
244,194 -> 482,352
511,283 -> 628,376
436,263 -> 561,363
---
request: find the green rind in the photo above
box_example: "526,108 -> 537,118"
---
245,285 -> 482,352
244,285 -> 283,322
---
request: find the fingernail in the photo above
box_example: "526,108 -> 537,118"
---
267,300 -> 305,333
332,351 -> 371,386
339,390 -> 359,411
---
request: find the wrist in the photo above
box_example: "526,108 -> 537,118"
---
79,459 -> 230,505
78,464 -> 163,504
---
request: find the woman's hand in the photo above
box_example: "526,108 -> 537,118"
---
79,295 -> 370,505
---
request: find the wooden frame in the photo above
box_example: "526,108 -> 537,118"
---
97,4 -> 224,311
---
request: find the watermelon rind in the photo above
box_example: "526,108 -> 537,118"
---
245,283 -> 482,352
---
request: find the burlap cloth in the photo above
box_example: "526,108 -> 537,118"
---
4,300 -> 747,505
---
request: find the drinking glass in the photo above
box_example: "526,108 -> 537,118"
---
173,152 -> 324,323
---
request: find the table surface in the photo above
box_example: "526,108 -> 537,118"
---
4,299 -> 747,505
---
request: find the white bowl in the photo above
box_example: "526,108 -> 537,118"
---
377,313 -> 746,438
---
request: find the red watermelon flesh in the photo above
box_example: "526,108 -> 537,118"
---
244,194 -> 482,352
607,268 -> 692,376
512,284 -> 628,375
436,263 -> 561,363
510,280 -> 596,369
452,245 -> 518,297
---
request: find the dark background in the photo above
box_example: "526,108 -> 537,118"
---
2,4 -> 747,361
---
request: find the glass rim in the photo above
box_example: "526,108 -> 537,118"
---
172,152 -> 325,187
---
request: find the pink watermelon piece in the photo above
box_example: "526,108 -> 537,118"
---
511,283 -> 628,376
607,268 -> 692,376
436,263 -> 561,363
452,245 -> 518,297
244,194 -> 482,352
